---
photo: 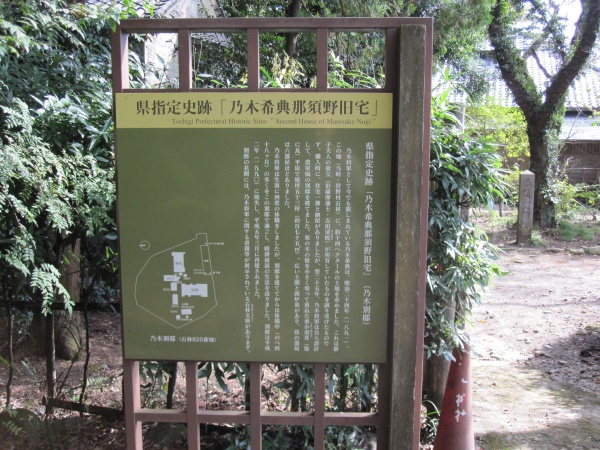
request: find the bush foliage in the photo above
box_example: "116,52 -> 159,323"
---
426,84 -> 506,359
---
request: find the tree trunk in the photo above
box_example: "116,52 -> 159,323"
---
45,313 -> 55,415
284,0 -> 302,57
422,355 -> 451,411
165,363 -> 178,409
6,303 -> 14,409
56,237 -> 84,360
29,310 -> 84,360
26,237 -> 84,360
528,126 -> 558,228
488,1 -> 600,230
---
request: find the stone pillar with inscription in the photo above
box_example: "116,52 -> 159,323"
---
517,170 -> 535,245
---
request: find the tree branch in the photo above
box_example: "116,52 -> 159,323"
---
489,0 -> 542,120
570,0 -> 587,47
285,0 -> 302,57
489,0 -> 600,128
42,397 -> 124,420
527,0 -> 568,59
529,48 -> 551,78
542,0 -> 600,119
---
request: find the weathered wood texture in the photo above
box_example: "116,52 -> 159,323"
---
563,142 -> 600,184
389,24 -> 430,450
113,18 -> 432,450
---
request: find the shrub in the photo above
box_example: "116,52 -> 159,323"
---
426,85 -> 506,359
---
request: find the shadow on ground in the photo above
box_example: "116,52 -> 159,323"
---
473,328 -> 600,450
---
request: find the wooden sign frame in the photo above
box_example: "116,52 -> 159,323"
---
112,17 -> 432,450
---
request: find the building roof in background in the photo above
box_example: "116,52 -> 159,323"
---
488,49 -> 600,110
561,114 -> 600,141
444,33 -> 600,112
453,61 -> 600,140
445,58 -> 600,111
440,35 -> 600,141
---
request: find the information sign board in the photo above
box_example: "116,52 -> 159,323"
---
116,92 -> 393,362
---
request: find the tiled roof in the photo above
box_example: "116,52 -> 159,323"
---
565,67 -> 600,110
561,114 -> 600,141
442,57 -> 600,111
437,36 -> 600,141
441,35 -> 600,111
526,49 -> 600,110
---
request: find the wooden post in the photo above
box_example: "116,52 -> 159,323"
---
389,23 -> 430,449
186,361 -> 200,450
124,360 -> 142,450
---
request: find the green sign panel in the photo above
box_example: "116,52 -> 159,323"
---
116,92 -> 392,363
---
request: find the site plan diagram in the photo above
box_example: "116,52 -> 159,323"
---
135,233 -> 217,328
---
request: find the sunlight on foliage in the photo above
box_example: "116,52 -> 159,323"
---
426,78 -> 507,359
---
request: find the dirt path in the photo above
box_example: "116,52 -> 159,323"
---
472,248 -> 600,449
